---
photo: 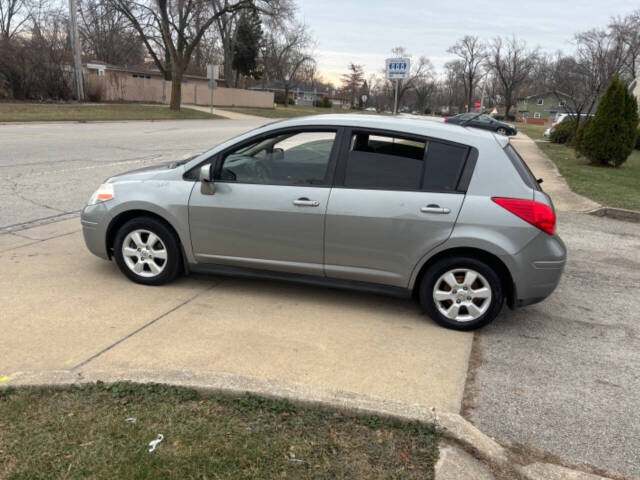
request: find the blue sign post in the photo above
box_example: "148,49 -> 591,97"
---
386,58 -> 411,115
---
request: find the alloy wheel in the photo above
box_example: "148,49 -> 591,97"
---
121,229 -> 168,278
433,268 -> 492,322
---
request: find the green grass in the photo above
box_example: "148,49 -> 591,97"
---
0,103 -> 218,122
223,105 -> 381,119
0,382 -> 439,479
517,123 -> 548,141
517,123 -> 640,210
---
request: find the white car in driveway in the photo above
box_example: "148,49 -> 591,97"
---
543,113 -> 593,138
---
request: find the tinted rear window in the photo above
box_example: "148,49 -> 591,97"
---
344,133 -> 426,190
504,144 -> 540,190
423,142 -> 469,191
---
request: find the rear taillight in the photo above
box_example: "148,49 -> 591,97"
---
492,197 -> 556,235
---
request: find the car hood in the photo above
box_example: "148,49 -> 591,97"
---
106,157 -> 194,183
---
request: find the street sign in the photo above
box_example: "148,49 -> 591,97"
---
385,58 -> 411,80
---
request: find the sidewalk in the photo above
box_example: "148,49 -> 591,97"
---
182,104 -> 270,120
511,133 -> 600,213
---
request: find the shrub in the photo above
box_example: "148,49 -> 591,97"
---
550,118 -> 577,144
636,124 -> 640,150
572,119 -> 591,156
581,75 -> 639,167
313,96 -> 332,108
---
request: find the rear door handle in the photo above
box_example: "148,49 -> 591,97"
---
293,197 -> 320,207
421,205 -> 450,214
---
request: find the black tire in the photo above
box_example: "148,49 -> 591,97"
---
113,216 -> 182,286
419,256 -> 503,331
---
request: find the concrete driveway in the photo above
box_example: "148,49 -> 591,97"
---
0,218 -> 472,413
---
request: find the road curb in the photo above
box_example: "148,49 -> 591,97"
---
2,369 -> 626,480
588,206 -> 640,223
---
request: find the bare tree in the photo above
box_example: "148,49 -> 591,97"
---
447,35 -> 486,112
486,36 -> 538,118
261,21 -> 314,107
411,75 -> 436,113
0,5 -> 73,99
109,0 -> 275,110
0,0 -> 31,39
78,0 -> 144,65
551,27 -> 628,134
442,60 -> 466,113
610,10 -> 640,81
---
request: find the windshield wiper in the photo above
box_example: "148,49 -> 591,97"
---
459,113 -> 483,126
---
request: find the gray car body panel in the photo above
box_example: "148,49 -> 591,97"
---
81,114 -> 566,306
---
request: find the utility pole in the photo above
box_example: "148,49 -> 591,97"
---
68,0 -> 84,101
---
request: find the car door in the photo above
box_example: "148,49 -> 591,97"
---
188,128 -> 340,276
469,114 -> 495,132
324,129 -> 473,287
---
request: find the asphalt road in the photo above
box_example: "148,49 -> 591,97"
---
0,118 -> 267,229
472,212 -> 640,478
1,120 -> 638,478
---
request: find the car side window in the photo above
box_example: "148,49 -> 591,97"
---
423,141 -> 469,192
219,131 -> 336,186
344,133 -> 426,190
475,115 -> 492,124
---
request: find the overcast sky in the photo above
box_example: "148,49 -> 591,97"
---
296,0 -> 636,84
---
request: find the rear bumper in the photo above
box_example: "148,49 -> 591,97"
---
505,232 -> 566,308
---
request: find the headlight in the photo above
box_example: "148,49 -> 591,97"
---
87,183 -> 115,205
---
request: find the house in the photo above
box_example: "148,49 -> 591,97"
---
516,92 -> 571,123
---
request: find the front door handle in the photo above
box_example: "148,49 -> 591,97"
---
293,197 -> 320,207
421,205 -> 451,214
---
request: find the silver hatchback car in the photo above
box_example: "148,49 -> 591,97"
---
82,115 -> 566,330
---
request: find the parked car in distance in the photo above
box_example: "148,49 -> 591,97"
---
82,115 -> 565,330
543,113 -> 594,138
445,113 -> 518,136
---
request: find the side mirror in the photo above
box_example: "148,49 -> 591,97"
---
199,164 -> 215,195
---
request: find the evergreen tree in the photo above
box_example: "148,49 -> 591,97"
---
582,76 -> 639,167
232,9 -> 263,87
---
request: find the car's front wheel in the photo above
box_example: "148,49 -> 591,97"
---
113,217 -> 182,285
496,127 -> 508,136
419,257 -> 504,330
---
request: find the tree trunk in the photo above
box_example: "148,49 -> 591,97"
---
223,41 -> 234,86
283,85 -> 289,107
170,64 -> 182,111
504,91 -> 512,119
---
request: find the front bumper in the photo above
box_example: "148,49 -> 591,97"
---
81,203 -> 111,259
506,231 -> 567,307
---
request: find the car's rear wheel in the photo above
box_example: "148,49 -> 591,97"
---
496,127 -> 508,136
113,217 -> 181,285
419,257 -> 503,330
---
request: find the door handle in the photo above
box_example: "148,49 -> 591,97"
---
293,197 -> 320,207
421,205 -> 450,214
